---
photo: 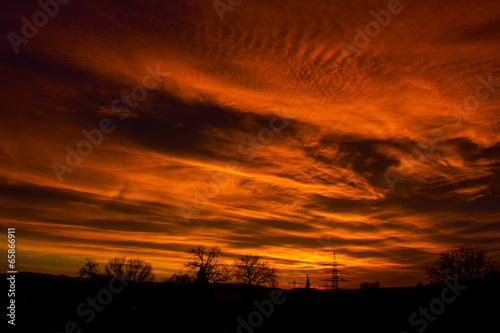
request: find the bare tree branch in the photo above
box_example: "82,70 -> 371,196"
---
233,255 -> 278,287
423,245 -> 497,282
105,257 -> 155,282
185,245 -> 230,284
78,257 -> 100,278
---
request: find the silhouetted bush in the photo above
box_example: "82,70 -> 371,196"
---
360,281 -> 380,289
105,257 -> 155,282
166,271 -> 193,283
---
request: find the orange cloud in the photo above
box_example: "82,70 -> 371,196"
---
1,0 -> 500,288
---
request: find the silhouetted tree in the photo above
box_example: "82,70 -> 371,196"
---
360,281 -> 380,289
305,274 -> 311,290
166,270 -> 193,283
233,255 -> 278,287
423,245 -> 497,282
185,245 -> 230,284
78,258 -> 100,278
105,257 -> 155,282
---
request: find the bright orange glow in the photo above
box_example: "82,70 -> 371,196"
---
1,0 -> 500,288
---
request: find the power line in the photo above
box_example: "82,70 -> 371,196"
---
319,251 -> 350,290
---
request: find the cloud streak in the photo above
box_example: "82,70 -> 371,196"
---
1,0 -> 499,288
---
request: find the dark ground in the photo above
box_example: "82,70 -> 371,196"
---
3,272 -> 499,333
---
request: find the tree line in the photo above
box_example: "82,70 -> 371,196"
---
79,244 -> 498,288
167,245 -> 279,287
78,245 -> 278,287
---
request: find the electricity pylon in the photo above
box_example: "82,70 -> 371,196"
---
319,251 -> 349,289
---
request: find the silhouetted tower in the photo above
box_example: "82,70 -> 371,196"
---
320,251 -> 349,290
305,274 -> 311,289
293,279 -> 296,289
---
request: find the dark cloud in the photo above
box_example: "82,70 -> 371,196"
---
1,0 -> 499,288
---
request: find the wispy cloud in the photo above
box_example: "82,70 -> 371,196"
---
1,0 -> 499,288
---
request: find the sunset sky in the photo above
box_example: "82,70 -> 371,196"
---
1,0 -> 499,288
